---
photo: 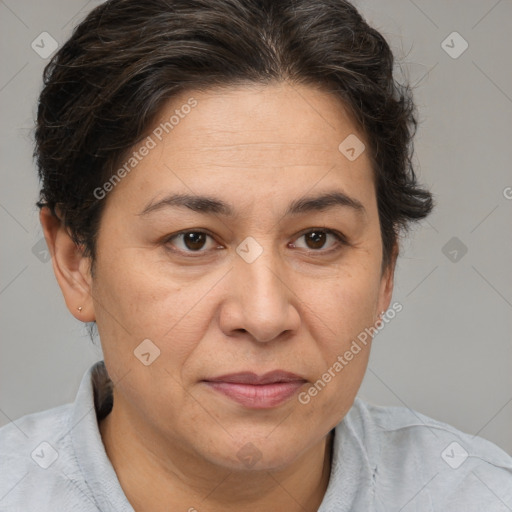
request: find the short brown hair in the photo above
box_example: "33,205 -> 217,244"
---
35,0 -> 433,274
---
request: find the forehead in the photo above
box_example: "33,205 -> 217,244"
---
106,82 -> 375,213
161,82 -> 363,158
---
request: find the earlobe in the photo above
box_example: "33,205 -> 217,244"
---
39,207 -> 96,322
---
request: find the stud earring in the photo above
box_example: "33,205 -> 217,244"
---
77,306 -> 83,312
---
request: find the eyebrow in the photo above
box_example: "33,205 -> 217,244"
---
138,191 -> 366,218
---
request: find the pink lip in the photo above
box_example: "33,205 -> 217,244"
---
203,371 -> 307,409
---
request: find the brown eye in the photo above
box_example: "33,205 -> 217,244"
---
182,232 -> 207,251
291,229 -> 347,253
304,230 -> 327,250
165,231 -> 217,253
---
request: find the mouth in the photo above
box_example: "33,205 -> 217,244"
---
202,371 -> 307,409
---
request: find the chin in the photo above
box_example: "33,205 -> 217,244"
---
197,430 -> 311,473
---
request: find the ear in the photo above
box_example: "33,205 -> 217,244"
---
39,206 -> 96,322
376,241 -> 398,318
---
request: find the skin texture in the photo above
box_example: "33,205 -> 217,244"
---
41,82 -> 396,512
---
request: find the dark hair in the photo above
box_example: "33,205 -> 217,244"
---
35,0 -> 433,275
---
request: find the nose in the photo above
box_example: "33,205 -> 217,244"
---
218,246 -> 301,343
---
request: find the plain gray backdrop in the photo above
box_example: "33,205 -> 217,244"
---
1,0 -> 511,456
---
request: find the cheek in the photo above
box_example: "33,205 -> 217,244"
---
92,250 -> 220,370
299,281 -> 376,428
306,263 -> 382,345
94,249 -> 183,330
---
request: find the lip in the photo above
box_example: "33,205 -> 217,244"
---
203,371 -> 307,409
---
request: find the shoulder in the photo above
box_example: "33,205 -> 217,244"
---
0,402 -> 71,474
0,366 -> 111,512
340,398 -> 512,510
0,404 -> 93,512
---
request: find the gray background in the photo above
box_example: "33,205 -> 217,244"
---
1,0 -> 511,456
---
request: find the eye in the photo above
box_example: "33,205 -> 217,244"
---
165,230 -> 219,254
290,229 -> 347,253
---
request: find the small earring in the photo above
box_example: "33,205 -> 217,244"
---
77,306 -> 83,312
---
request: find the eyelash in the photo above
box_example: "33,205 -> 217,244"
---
162,228 -> 349,257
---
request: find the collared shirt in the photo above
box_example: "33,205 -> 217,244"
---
1,360 -> 511,511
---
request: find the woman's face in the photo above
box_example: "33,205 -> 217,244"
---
89,82 -> 394,470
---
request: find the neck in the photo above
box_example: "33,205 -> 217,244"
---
99,393 -> 334,512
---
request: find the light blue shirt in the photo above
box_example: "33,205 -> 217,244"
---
1,361 -> 511,511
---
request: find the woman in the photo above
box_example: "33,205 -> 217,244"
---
1,0 -> 511,510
